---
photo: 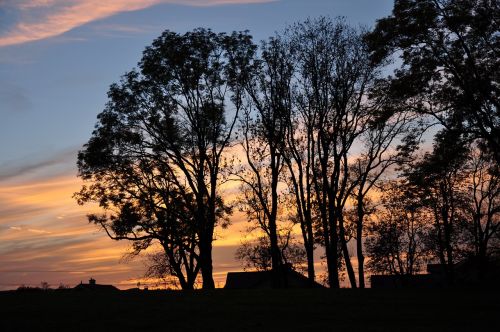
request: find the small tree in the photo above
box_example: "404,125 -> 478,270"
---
236,235 -> 306,272
366,181 -> 432,276
461,146 -> 500,277
405,129 -> 470,283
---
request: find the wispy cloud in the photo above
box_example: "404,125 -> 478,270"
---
0,83 -> 33,112
86,23 -> 160,39
9,226 -> 52,234
0,147 -> 78,182
0,0 -> 274,47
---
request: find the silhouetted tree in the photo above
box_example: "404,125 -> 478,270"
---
144,251 -> 197,289
290,17 -> 380,288
78,175 -> 200,290
366,180 -> 432,276
57,283 -> 70,290
366,0 -> 500,162
405,129 -> 470,284
367,138 -> 499,282
76,28 -> 255,289
460,146 -> 500,278
236,235 -> 306,272
236,35 -> 294,288
348,86 -> 421,288
279,23 -> 320,287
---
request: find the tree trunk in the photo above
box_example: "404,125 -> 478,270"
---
338,212 -> 357,288
477,243 -> 488,281
356,198 -> 365,288
326,199 -> 340,288
269,152 -> 283,288
199,234 -> 215,289
304,217 -> 316,286
356,228 -> 365,288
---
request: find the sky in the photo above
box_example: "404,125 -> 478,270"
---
0,0 -> 394,290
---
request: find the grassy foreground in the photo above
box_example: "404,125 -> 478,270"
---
0,288 -> 498,331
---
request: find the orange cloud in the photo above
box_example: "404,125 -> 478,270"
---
0,0 -> 275,47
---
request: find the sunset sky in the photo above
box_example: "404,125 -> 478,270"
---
0,0 -> 394,290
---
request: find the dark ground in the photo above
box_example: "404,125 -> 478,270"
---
0,288 -> 498,331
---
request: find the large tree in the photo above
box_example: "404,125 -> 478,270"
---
366,0 -> 500,162
76,28 -> 255,289
291,17 -> 380,288
237,35 -> 294,288
76,166 -> 200,290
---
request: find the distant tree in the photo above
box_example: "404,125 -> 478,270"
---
406,129 -> 470,283
235,235 -> 306,272
348,93 -> 421,288
366,180 -> 432,276
144,251 -> 196,290
366,0 -> 500,162
368,138 -> 500,281
17,285 -> 41,292
460,146 -> 500,277
76,28 -> 255,289
236,237 -> 272,271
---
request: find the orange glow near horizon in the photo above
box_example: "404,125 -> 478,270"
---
0,169 -> 256,290
0,140 -> 386,290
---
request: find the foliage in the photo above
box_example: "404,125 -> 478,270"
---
235,236 -> 306,272
366,181 -> 432,275
236,32 -> 294,287
74,8 -> 499,289
75,28 -> 255,289
366,0 -> 500,162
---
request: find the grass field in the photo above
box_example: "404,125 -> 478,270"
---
0,288 -> 498,331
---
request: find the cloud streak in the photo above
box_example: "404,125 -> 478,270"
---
0,83 -> 33,112
0,0 -> 274,47
0,146 -> 78,183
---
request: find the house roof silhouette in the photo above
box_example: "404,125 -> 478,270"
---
371,256 -> 500,288
224,269 -> 324,289
73,278 -> 118,292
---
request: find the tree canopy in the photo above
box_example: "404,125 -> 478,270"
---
366,0 -> 499,162
76,10 -> 499,289
76,28 -> 255,289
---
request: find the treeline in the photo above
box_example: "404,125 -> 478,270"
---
75,0 -> 499,289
